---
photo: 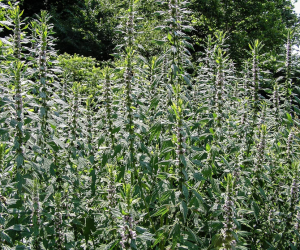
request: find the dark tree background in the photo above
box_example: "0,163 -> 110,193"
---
191,0 -> 299,65
16,0 -> 300,64
19,0 -> 119,61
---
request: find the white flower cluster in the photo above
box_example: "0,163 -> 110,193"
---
107,180 -> 116,210
254,127 -> 266,174
287,130 -> 294,157
220,192 -> 237,249
126,1 -> 135,47
120,215 -> 137,249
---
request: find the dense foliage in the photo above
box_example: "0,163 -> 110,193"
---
16,0 -> 300,62
0,1 -> 300,250
191,0 -> 299,64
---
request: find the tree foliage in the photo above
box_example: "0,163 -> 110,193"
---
16,0 -> 300,63
191,0 -> 299,64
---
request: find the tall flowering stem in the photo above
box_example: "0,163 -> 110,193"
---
124,50 -> 136,175
69,82 -> 80,160
11,5 -> 22,60
29,20 -> 38,58
119,183 -> 137,249
215,47 -> 225,128
221,174 -> 237,249
0,144 -> 4,175
8,4 -> 27,184
273,81 -> 280,129
32,179 -> 41,250
246,40 -> 263,157
37,11 -> 52,146
285,29 -> 293,110
120,215 -> 137,249
254,124 -> 266,179
287,128 -> 294,161
86,97 -> 94,158
106,165 -> 117,219
123,0 -> 136,179
12,61 -> 25,190
164,0 -> 194,228
54,192 -> 64,250
250,40 -> 263,126
280,162 -> 299,247
103,69 -> 115,149
172,97 -> 186,187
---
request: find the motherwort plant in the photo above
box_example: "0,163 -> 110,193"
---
285,29 -> 293,111
117,0 -> 139,179
220,174 -> 238,249
7,4 -> 27,177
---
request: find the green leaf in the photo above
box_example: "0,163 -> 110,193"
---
149,122 -> 161,141
171,63 -> 179,77
7,224 -> 28,232
294,96 -> 300,105
112,127 -> 120,134
167,33 -> 173,43
152,205 -> 169,217
286,113 -> 293,123
47,141 -> 60,152
102,240 -> 119,250
192,190 -> 205,204
258,187 -> 267,199
183,75 -> 192,87
180,200 -> 188,223
294,106 -> 300,115
24,117 -> 32,125
211,234 -> 222,247
154,25 -> 165,30
53,136 -> 65,149
152,232 -> 165,247
202,165 -> 212,178
193,172 -> 205,181
16,154 -> 23,167
182,184 -> 189,201
210,178 -> 221,194
159,190 -> 172,203
179,154 -> 187,167
0,231 -> 12,244
113,144 -> 122,156
152,40 -> 166,46
16,246 -> 28,250
0,129 -> 8,135
220,156 -> 231,169
252,201 -> 260,220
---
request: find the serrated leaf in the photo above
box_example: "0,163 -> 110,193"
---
152,205 -> 169,217
193,172 -> 205,181
182,184 -> 189,201
183,75 -> 192,87
154,26 -> 165,30
7,224 -> 27,232
192,190 -> 205,204
16,154 -> 23,167
286,113 -> 293,123
252,201 -> 260,220
152,39 -> 166,46
0,129 -> 8,135
1,231 -> 12,244
180,200 -> 188,223
152,232 -> 164,247
160,190 -> 172,203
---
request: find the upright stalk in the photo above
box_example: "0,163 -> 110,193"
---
285,29 -> 293,111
